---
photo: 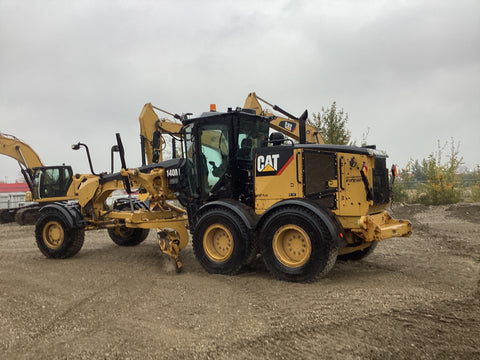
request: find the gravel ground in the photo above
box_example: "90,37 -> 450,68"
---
0,203 -> 479,359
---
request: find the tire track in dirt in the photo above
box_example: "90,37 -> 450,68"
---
28,278 -> 125,341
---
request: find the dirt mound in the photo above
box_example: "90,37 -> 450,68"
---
446,203 -> 480,223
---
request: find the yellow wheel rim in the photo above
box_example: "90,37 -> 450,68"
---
42,221 -> 65,249
272,225 -> 311,268
203,224 -> 234,262
113,226 -> 134,238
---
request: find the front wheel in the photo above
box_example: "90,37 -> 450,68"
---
192,208 -> 254,275
259,206 -> 338,282
107,227 -> 150,246
35,209 -> 85,259
108,200 -> 150,246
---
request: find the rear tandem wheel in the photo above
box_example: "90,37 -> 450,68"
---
192,208 -> 255,275
259,206 -> 338,282
337,241 -> 377,261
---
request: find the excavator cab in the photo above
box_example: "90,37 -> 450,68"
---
180,108 -> 270,212
32,165 -> 74,200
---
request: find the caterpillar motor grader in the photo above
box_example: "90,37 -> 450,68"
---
34,101 -> 411,282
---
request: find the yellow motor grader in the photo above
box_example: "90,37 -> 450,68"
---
34,102 -> 411,282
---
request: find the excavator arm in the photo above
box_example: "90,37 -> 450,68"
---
244,92 -> 325,144
0,132 -> 44,189
139,103 -> 223,165
0,132 -> 43,169
139,103 -> 183,165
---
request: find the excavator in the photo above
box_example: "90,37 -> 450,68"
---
0,132 -> 85,224
33,99 -> 411,282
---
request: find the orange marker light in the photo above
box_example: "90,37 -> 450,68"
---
210,104 -> 216,112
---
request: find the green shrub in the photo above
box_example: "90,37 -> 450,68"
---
470,166 -> 480,202
393,139 -> 465,205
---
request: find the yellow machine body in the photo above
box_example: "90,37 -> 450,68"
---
254,146 -> 411,255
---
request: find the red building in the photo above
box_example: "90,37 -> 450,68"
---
0,182 -> 29,193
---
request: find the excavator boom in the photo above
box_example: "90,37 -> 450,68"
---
244,92 -> 325,144
0,132 -> 43,169
139,103 -> 183,165
0,132 -> 44,189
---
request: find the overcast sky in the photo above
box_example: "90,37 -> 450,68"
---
1,0 -> 479,182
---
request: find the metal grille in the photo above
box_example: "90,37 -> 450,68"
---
303,150 -> 337,209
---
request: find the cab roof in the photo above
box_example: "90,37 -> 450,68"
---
181,107 -> 273,126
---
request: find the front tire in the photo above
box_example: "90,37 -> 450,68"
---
35,209 -> 85,259
259,206 -> 338,282
108,199 -> 150,246
107,227 -> 150,246
192,208 -> 254,275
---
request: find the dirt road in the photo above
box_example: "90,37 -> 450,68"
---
1,204 -> 479,359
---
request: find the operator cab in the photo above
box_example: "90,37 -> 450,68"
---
180,108 -> 270,210
32,165 -> 74,199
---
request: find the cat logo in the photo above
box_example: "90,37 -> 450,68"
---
256,149 -> 294,177
279,120 -> 296,133
257,154 -> 280,173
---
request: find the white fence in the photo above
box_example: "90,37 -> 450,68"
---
0,189 -> 134,210
0,193 -> 34,210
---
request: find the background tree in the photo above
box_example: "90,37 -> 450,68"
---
417,139 -> 462,205
310,101 -> 351,145
411,160 -> 426,182
393,139 -> 464,205
470,166 -> 480,201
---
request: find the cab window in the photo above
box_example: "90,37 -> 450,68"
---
237,118 -> 269,161
199,124 -> 229,193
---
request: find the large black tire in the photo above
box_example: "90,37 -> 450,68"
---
192,207 -> 254,275
35,209 -> 85,259
107,227 -> 150,246
0,209 -> 16,224
107,199 -> 150,246
337,241 -> 377,261
259,206 -> 338,282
